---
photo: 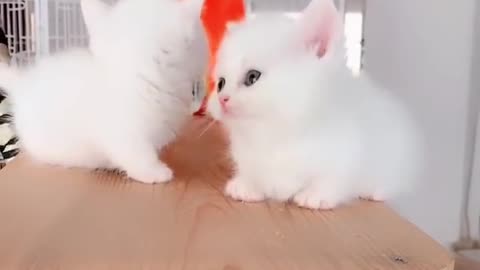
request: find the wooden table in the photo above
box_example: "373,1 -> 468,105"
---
0,119 -> 454,269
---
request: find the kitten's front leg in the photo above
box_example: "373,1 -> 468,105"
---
126,159 -> 173,184
293,186 -> 338,210
293,179 -> 353,210
108,140 -> 173,184
225,175 -> 265,202
359,192 -> 386,202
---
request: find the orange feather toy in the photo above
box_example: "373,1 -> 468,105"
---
194,0 -> 246,116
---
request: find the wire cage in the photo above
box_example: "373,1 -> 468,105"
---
0,0 -> 34,66
0,0 -> 91,66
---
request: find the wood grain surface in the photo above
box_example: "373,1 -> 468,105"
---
0,118 -> 454,270
455,255 -> 480,270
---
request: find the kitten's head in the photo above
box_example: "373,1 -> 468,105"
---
206,0 -> 344,124
81,0 -> 208,88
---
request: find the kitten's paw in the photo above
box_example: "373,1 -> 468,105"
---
359,193 -> 385,202
127,164 -> 173,184
293,189 -> 339,210
225,178 -> 265,202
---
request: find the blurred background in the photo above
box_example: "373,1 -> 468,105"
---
0,0 -> 478,262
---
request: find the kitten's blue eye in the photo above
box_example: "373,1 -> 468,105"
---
244,69 -> 262,87
218,77 -> 226,93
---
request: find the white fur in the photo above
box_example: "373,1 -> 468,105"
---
207,0 -> 422,209
0,0 -> 208,184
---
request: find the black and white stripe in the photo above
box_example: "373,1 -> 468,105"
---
0,27 -> 19,168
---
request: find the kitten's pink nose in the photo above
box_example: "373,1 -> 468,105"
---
220,97 -> 230,107
220,96 -> 230,112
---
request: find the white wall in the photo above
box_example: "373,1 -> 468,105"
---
468,1 -> 480,243
363,0 -> 476,246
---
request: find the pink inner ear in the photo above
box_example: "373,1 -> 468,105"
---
307,28 -> 333,58
300,0 -> 341,58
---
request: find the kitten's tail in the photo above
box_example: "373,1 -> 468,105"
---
0,63 -> 19,97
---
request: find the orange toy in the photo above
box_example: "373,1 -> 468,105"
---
194,0 -> 246,116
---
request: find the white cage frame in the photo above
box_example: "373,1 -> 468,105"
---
0,0 -> 89,66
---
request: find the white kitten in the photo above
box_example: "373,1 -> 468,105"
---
207,0 -> 422,209
0,0 -> 208,184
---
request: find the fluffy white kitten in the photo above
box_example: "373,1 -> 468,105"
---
0,0 -> 208,184
207,0 -> 422,209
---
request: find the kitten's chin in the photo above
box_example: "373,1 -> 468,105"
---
220,110 -> 256,126
217,106 -> 244,122
207,100 -> 252,122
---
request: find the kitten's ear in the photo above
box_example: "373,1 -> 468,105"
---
295,0 -> 343,58
81,0 -> 110,33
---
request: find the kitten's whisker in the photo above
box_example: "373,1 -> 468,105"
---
167,125 -> 179,138
197,119 -> 216,139
160,120 -> 179,138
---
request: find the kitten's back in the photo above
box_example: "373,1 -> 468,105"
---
9,49 -> 100,104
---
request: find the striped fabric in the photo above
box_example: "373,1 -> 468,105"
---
0,27 -> 19,169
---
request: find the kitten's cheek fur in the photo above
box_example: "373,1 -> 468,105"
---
207,96 -> 223,120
